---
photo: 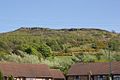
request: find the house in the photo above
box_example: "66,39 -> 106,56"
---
50,69 -> 65,80
0,62 -> 65,80
67,62 -> 120,80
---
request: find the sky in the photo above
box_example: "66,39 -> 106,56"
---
0,0 -> 120,33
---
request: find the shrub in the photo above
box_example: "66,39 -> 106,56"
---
3,54 -> 22,63
83,55 -> 97,62
113,54 -> 120,61
21,54 -> 40,63
25,47 -> 32,55
37,44 -> 52,59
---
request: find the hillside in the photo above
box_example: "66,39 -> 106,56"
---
0,27 -> 120,73
0,27 -> 120,54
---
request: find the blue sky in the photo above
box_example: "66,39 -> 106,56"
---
0,0 -> 120,33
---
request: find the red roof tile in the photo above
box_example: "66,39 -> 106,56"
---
67,61 -> 120,76
50,69 -> 65,79
0,62 -> 52,78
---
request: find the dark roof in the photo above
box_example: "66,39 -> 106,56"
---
0,62 -> 52,78
67,61 -> 120,76
50,69 -> 65,79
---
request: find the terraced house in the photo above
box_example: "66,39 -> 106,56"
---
67,62 -> 120,80
0,62 -> 65,80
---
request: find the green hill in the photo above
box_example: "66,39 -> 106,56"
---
0,27 -> 120,54
0,27 -> 120,73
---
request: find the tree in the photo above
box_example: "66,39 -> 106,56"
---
37,44 -> 52,59
108,40 -> 120,51
91,43 -> 97,49
8,75 -> 14,80
25,47 -> 32,54
0,71 -> 3,80
46,39 -> 62,51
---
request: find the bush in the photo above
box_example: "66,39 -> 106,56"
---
3,54 -> 22,63
100,53 -> 115,62
21,54 -> 40,63
113,54 -> 120,61
37,44 -> 52,59
2,54 -> 40,64
25,47 -> 33,55
83,55 -> 97,62
0,52 -> 7,61
108,40 -> 120,51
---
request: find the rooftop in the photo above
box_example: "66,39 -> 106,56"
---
0,62 -> 52,78
67,61 -> 120,76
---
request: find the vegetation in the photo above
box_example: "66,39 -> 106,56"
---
8,75 -> 14,80
0,27 -> 120,73
0,71 -> 3,80
0,69 -> 14,80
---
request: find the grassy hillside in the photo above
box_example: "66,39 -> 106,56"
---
0,27 -> 120,73
0,27 -> 120,54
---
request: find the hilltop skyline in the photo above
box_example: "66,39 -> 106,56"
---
0,26 -> 120,33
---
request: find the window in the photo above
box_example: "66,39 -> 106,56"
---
97,75 -> 106,80
113,75 -> 120,80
